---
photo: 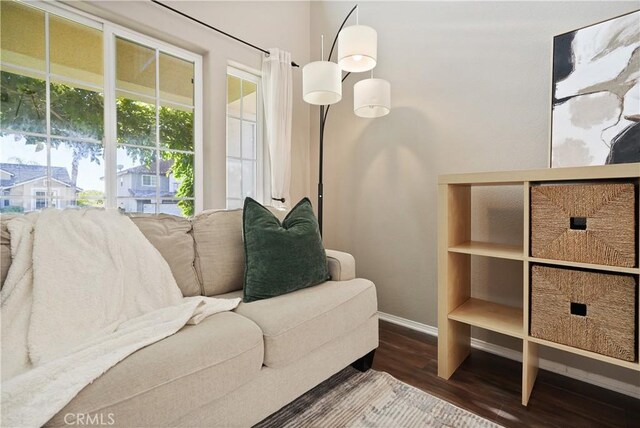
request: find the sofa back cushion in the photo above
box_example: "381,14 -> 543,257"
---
193,208 -> 285,296
128,214 -> 201,297
2,207 -> 288,296
192,209 -> 244,296
0,214 -> 16,289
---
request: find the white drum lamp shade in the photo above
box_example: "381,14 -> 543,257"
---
354,78 -> 390,118
338,25 -> 377,72
302,61 -> 342,105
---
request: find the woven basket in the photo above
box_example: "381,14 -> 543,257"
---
530,182 -> 637,267
530,265 -> 637,362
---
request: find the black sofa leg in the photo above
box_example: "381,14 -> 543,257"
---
351,349 -> 376,372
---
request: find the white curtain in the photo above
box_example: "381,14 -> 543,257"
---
262,49 -> 293,210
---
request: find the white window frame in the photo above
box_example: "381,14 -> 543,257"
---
2,189 -> 10,207
3,0 -> 204,214
226,65 -> 266,209
141,174 -> 157,187
31,188 -> 47,210
32,187 -> 58,209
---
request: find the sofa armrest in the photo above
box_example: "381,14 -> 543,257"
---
326,249 -> 356,281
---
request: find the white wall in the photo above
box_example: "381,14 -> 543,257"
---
310,1 -> 639,391
72,0 -> 311,210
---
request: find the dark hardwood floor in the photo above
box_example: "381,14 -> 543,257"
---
372,320 -> 640,428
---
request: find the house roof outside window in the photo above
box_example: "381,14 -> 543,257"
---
0,163 -> 75,189
116,160 -> 173,177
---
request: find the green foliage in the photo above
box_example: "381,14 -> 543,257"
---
117,98 -> 155,149
1,72 -> 46,134
76,190 -> 105,208
0,71 -> 195,217
0,205 -> 24,213
159,106 -> 194,216
51,81 -> 105,141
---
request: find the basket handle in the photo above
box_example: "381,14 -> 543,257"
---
570,302 -> 587,316
570,217 -> 587,231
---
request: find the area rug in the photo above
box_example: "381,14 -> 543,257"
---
255,367 -> 502,427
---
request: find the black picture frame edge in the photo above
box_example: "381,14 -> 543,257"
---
548,8 -> 640,169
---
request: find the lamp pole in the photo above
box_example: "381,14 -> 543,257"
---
317,5 -> 357,235
318,105 -> 325,234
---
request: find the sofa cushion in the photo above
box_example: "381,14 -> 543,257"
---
193,208 -> 285,296
48,311 -> 264,427
192,209 -> 244,297
242,197 -> 329,303
128,214 -> 201,297
219,279 -> 377,368
1,214 -> 17,289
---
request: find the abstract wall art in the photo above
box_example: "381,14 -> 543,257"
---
551,11 -> 640,167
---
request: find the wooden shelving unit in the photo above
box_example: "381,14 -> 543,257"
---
437,164 -> 640,406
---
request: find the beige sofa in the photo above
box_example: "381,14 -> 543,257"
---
0,209 -> 379,427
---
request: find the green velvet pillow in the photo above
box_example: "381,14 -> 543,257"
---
242,197 -> 330,303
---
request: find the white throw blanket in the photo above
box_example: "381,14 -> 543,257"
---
1,209 -> 241,427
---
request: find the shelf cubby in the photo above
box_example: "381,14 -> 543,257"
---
448,298 -> 523,339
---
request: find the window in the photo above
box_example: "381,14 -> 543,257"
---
1,1 -> 104,213
32,188 -> 58,209
115,37 -> 198,216
34,190 -> 46,210
141,174 -> 156,187
226,67 -> 263,209
0,1 -> 202,216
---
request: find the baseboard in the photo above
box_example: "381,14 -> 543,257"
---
378,311 -> 640,399
378,312 -> 440,337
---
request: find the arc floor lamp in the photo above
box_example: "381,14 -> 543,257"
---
302,4 -> 391,234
